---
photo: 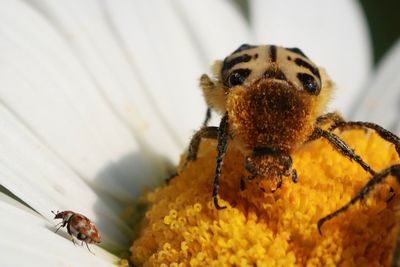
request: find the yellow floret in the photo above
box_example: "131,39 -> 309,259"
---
131,130 -> 400,266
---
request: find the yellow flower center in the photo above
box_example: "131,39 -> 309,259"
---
131,130 -> 400,266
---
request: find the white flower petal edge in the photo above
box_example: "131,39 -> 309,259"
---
26,0 -> 183,163
350,39 -> 400,135
0,194 -> 118,267
0,103 -> 131,248
166,0 -> 254,125
103,0 -> 249,144
0,190 -> 37,215
173,0 -> 253,64
251,0 -> 372,115
26,0 -> 254,158
0,0 -> 163,200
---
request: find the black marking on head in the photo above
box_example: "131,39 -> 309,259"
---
263,68 -> 287,81
224,68 -> 251,87
294,58 -> 321,79
54,213 -> 63,219
297,73 -> 320,95
286,47 -> 308,59
270,45 -> 277,62
254,54 -> 259,59
222,54 -> 252,74
233,44 -> 257,54
287,56 -> 292,61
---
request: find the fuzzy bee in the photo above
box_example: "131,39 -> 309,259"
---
183,44 -> 400,230
52,210 -> 101,252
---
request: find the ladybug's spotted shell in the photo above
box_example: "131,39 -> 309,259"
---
67,213 -> 101,244
53,211 -> 101,244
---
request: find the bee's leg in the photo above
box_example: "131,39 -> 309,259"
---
203,108 -> 212,127
317,113 -> 400,155
309,128 -> 376,176
213,113 -> 229,209
166,125 -> 218,183
318,117 -> 400,201
329,121 -> 400,156
318,164 -> 400,234
187,126 -> 219,161
316,112 -> 345,129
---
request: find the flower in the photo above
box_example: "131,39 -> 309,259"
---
0,0 -> 398,266
132,131 -> 400,266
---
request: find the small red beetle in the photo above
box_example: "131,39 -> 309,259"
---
52,210 -> 101,253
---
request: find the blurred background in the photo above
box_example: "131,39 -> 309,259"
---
359,0 -> 399,64
235,0 -> 400,65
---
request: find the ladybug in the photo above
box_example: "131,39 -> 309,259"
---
52,210 -> 101,252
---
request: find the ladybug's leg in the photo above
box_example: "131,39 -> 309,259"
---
202,108 -> 212,127
84,242 -> 95,254
54,221 -> 66,233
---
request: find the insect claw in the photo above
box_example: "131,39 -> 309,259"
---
165,172 -> 178,184
239,177 -> 246,191
85,242 -> 95,255
270,177 -> 282,192
213,196 -> 227,210
291,169 -> 298,183
317,219 -> 325,235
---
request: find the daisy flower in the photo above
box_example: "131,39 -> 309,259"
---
0,0 -> 398,266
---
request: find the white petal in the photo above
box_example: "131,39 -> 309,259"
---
350,39 -> 400,134
0,0 -> 164,199
173,0 -> 253,63
251,0 -> 372,114
164,0 -> 254,126
103,0 -> 211,145
27,0 -> 183,162
0,104 -> 131,247
0,191 -> 37,215
0,199 -> 118,267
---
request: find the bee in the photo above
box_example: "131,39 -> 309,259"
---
52,210 -> 101,253
184,43 -> 400,223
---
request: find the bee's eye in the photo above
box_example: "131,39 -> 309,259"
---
225,69 -> 251,88
297,73 -> 320,95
